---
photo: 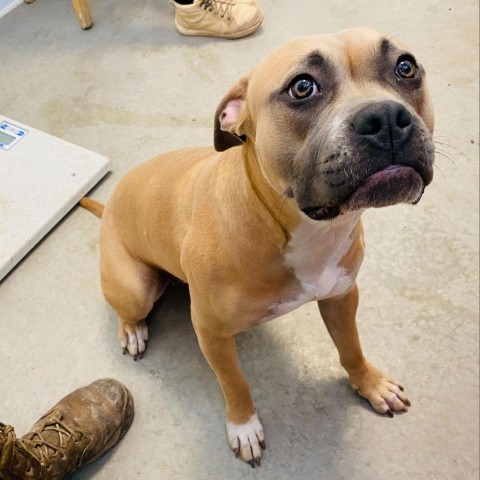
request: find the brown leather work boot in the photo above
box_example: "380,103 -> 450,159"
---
0,378 -> 134,480
173,0 -> 264,39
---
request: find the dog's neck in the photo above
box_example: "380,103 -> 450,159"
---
241,142 -> 303,243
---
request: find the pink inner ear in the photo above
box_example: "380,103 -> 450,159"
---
220,99 -> 243,131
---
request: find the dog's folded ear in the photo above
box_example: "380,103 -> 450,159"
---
214,74 -> 251,152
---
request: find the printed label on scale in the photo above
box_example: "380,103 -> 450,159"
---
0,121 -> 28,151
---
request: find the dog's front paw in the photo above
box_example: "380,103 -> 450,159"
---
227,414 -> 266,467
349,362 -> 411,417
117,319 -> 149,360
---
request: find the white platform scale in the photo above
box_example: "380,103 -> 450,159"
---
0,0 -> 22,18
0,116 -> 110,281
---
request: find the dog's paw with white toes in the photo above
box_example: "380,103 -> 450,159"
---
227,414 -> 266,467
118,319 -> 149,360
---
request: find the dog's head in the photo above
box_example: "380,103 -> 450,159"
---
214,28 -> 435,221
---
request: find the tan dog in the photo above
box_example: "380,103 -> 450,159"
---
81,28 -> 434,467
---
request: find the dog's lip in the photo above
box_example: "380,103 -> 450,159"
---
340,164 -> 426,212
377,164 -> 422,177
301,164 -> 427,221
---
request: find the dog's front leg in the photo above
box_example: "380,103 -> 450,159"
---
318,284 -> 411,416
192,314 -> 265,467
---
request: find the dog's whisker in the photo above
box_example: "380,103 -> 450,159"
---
432,163 -> 448,186
272,191 -> 288,209
278,194 -> 289,217
433,149 -> 455,162
433,138 -> 466,157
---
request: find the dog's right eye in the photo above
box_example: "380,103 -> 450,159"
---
288,75 -> 319,99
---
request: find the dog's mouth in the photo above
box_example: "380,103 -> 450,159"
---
301,205 -> 342,221
301,165 -> 426,221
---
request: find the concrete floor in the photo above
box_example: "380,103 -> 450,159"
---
1,0 -> 478,479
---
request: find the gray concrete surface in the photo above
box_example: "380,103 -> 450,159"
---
0,1 -> 478,479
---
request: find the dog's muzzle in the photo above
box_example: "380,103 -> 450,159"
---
300,100 -> 434,221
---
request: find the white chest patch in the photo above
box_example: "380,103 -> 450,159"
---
265,211 -> 363,321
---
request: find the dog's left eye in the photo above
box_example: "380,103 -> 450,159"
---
395,57 -> 417,79
288,75 -> 319,99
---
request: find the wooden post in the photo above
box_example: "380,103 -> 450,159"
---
25,0 -> 94,30
71,0 -> 93,30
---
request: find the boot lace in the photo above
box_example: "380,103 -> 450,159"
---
0,424 -> 17,479
0,419 -> 80,478
199,0 -> 233,20
18,418 -> 80,463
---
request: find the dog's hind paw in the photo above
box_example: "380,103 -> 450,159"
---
118,319 -> 149,360
227,414 -> 266,467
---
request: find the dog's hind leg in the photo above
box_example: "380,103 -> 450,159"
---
100,242 -> 169,360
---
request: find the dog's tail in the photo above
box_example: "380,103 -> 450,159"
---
79,197 -> 105,218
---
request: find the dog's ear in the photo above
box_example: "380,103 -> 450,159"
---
214,74 -> 251,152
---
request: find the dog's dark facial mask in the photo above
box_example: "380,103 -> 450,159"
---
276,37 -> 434,221
291,98 -> 434,220
217,29 -> 435,222
289,90 -> 434,221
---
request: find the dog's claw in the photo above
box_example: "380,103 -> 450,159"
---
255,457 -> 261,466
122,348 -> 127,355
398,385 -> 405,392
404,398 -> 411,407
234,437 -> 240,458
248,460 -> 255,468
386,409 -> 394,418
259,440 -> 266,450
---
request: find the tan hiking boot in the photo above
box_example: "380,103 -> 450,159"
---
0,378 -> 134,480
173,0 -> 264,39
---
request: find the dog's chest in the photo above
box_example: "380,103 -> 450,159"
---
264,213 -> 362,321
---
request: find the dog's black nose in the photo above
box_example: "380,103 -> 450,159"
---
352,101 -> 413,148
